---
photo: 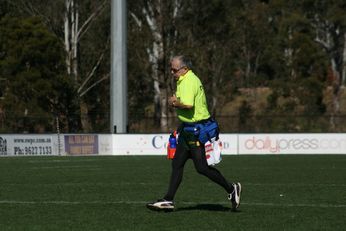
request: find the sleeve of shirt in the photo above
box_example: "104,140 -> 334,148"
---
180,82 -> 196,106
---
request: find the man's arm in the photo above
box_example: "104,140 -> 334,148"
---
169,95 -> 193,109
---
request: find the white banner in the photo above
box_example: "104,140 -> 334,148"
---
109,134 -> 238,155
219,134 -> 238,155
112,134 -> 169,155
98,134 -> 113,155
239,133 -> 346,154
2,133 -> 346,156
0,134 -> 58,156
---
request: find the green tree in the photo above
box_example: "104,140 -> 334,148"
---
4,0 -> 111,133
177,0 -> 235,115
0,16 -> 73,132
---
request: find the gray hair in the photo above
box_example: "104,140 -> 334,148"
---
172,55 -> 192,69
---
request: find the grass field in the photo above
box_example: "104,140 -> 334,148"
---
0,155 -> 345,230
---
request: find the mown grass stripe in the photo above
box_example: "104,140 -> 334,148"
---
0,200 -> 345,208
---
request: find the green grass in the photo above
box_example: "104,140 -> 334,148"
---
0,155 -> 346,230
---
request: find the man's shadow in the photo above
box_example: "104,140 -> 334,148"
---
176,204 -> 240,212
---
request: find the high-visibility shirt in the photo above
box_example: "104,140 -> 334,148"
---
175,70 -> 210,122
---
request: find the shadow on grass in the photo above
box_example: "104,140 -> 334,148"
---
176,204 -> 239,212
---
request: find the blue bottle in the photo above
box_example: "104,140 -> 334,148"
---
167,131 -> 177,159
169,134 -> 177,148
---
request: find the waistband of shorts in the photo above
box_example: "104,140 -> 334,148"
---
182,117 -> 212,127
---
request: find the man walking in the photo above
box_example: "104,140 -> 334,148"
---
147,55 -> 241,212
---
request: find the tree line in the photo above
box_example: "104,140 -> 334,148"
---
0,0 -> 346,133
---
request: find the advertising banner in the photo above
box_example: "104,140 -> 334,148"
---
113,134 -> 168,155
239,133 -> 346,154
0,134 -> 57,156
98,134 -> 113,155
2,133 -> 346,156
220,134 -> 238,155
111,134 -> 238,155
0,136 -> 7,155
64,134 -> 98,155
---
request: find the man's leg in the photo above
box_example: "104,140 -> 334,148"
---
190,145 -> 233,194
164,143 -> 189,201
190,145 -> 241,210
146,142 -> 189,211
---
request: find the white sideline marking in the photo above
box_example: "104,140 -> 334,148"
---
241,202 -> 346,208
30,165 -> 100,169
0,200 -> 345,208
2,182 -> 161,186
182,201 -> 346,208
28,159 -> 99,163
206,182 -> 346,187
3,182 -> 346,187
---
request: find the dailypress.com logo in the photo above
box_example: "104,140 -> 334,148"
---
244,136 -> 346,153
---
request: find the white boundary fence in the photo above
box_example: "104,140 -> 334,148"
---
0,133 -> 346,156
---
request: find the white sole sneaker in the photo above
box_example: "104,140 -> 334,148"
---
146,199 -> 174,211
229,182 -> 241,211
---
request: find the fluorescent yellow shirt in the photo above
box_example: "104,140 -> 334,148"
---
175,70 -> 210,122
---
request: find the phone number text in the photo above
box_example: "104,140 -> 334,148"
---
14,146 -> 53,155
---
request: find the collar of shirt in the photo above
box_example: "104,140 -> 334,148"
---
177,70 -> 192,84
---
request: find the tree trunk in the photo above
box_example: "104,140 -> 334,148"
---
141,1 -> 180,132
64,0 -> 72,75
80,98 -> 92,132
313,19 -> 342,131
63,0 -> 107,132
65,0 -> 90,132
342,32 -> 346,85
330,59 -> 341,131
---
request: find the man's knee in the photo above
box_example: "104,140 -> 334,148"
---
172,159 -> 184,170
195,164 -> 209,175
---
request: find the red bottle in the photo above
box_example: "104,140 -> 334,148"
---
167,131 -> 177,159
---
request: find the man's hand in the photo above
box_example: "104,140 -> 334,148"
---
168,95 -> 193,109
168,95 -> 178,107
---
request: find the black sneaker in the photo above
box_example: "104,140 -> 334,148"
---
228,182 -> 241,211
146,199 -> 174,211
